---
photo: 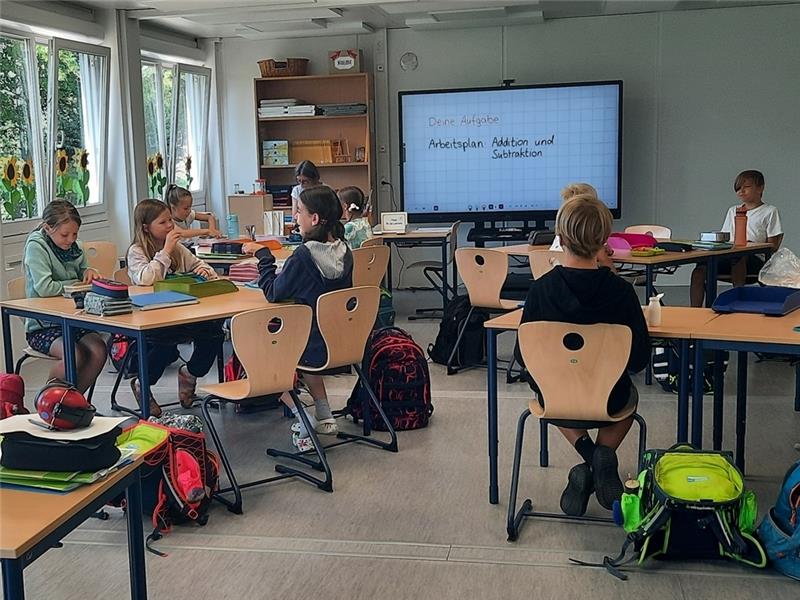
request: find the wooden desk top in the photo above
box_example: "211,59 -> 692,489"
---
0,286 -> 274,331
484,306 -> 719,340
373,229 -> 450,240
692,310 -> 800,345
0,457 -> 143,559
497,242 -> 773,265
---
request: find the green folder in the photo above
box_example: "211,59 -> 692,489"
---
154,277 -> 238,298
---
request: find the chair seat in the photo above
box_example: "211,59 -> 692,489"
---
198,380 -> 252,401
528,390 -> 637,424
499,298 -> 521,310
406,259 -> 444,270
24,347 -> 58,361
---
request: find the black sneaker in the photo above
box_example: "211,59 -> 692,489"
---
560,463 -> 594,516
592,445 -> 623,510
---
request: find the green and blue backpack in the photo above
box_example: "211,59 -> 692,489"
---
577,444 -> 766,579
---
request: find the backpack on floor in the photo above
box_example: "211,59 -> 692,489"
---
345,327 -> 432,430
109,333 -> 138,377
579,444 -> 766,580
427,295 -> 488,368
757,458 -> 800,580
132,418 -> 220,555
652,342 -> 728,394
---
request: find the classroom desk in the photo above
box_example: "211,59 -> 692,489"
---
372,229 -> 454,311
691,311 -> 800,473
496,242 -> 773,309
0,287 -> 274,419
482,306 -> 719,504
0,457 -> 146,600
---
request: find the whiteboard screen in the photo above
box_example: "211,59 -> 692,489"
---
398,81 -> 622,222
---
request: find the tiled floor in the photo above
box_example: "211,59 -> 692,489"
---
4,287 -> 799,599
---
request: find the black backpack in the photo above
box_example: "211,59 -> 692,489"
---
345,327 -> 432,430
427,295 -> 489,368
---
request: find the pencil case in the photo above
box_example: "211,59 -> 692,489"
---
91,278 -> 130,299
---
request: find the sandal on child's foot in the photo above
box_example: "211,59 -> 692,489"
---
130,378 -> 162,417
178,365 -> 198,409
290,419 -> 338,435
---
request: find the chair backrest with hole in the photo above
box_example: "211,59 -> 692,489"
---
529,251 -> 563,279
624,225 -> 672,239
313,285 -> 380,370
455,248 -> 509,310
112,268 -> 132,286
518,321 -> 632,421
83,241 -> 118,278
360,236 -> 384,248
231,305 -> 312,396
352,245 -> 390,287
6,276 -> 25,301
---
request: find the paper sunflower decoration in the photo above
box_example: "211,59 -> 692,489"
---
73,148 -> 89,171
21,159 -> 34,185
2,157 -> 17,188
55,149 -> 69,176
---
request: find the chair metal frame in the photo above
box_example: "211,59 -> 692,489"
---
407,221 -> 461,321
197,305 -> 334,514
507,321 -> 647,541
267,286 -> 398,472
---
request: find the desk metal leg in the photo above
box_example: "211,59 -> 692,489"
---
386,241 -> 394,294
691,340 -> 705,447
217,340 -> 225,383
712,350 -> 725,451
705,257 -> 719,308
1,558 -> 25,600
644,265 -> 654,385
677,339 -> 690,442
2,309 -> 13,374
795,363 -> 800,412
136,332 -> 151,420
62,322 -> 78,386
125,476 -> 148,600
735,351 -> 748,473
487,329 -> 499,505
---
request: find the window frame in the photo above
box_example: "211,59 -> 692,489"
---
48,37 -> 111,219
0,27 -> 47,237
170,63 -> 211,205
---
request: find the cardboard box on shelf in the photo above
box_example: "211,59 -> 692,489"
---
328,49 -> 362,74
289,140 -> 333,164
262,140 -> 289,166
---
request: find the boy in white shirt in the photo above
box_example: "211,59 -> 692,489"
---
690,170 -> 783,307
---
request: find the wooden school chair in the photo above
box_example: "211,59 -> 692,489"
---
83,241 -> 119,278
112,268 -> 132,285
448,248 -> 518,375
507,322 -> 647,541
407,220 -> 461,320
359,236 -> 384,248
529,250 -> 562,279
267,286 -> 398,473
351,245 -> 390,287
6,276 -> 95,401
197,305 -> 327,514
624,225 -> 672,239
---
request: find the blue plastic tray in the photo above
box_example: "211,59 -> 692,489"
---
711,286 -> 800,316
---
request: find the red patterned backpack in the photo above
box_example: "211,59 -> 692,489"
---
345,327 -> 432,430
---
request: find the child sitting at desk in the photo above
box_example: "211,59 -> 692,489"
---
243,186 -> 353,452
127,198 -> 224,416
690,170 -> 783,307
165,184 -> 222,240
338,186 -> 372,249
549,183 -> 616,272
291,161 -> 324,225
516,195 -> 650,516
23,199 -> 107,394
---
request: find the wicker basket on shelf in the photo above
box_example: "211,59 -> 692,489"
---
258,58 -> 309,78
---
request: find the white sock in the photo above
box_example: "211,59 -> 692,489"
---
291,405 -> 316,437
314,397 -> 333,421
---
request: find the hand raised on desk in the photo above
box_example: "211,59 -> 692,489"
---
242,241 -> 264,256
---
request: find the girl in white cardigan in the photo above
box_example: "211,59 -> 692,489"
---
126,199 -> 223,416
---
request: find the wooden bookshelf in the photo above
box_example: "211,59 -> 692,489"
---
254,72 -> 373,195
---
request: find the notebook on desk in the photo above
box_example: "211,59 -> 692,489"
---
131,291 -> 199,311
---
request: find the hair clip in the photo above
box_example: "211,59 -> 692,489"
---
348,203 -> 360,211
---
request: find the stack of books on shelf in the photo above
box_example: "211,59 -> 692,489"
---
267,185 -> 292,208
258,98 -> 316,118
317,103 -> 367,116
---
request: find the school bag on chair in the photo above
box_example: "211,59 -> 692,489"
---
757,458 -> 800,580
345,327 -> 432,430
576,444 -> 766,580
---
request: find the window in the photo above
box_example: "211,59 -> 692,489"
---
1,32 -> 109,233
50,40 -> 110,212
0,33 -> 44,223
141,60 -> 210,201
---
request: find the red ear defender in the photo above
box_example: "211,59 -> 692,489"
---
35,378 -> 96,430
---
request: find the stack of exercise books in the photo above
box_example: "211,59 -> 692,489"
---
228,259 -> 259,284
83,292 -> 133,316
317,103 -> 367,116
62,282 -> 92,298
257,98 -> 316,118
691,240 -> 734,251
130,291 -> 199,311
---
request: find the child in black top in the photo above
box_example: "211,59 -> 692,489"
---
517,195 -> 649,516
244,186 -> 353,451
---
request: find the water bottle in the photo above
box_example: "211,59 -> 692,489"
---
647,293 -> 664,327
227,214 -> 239,239
734,205 -> 748,247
